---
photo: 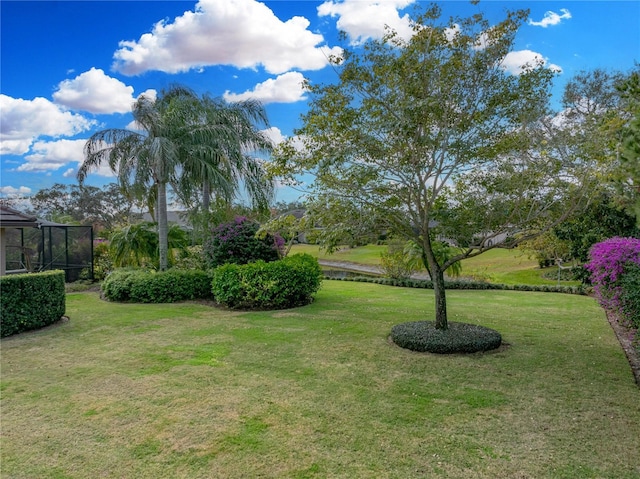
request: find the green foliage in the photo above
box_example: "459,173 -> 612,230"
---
211,254 -> 322,309
92,240 -> 113,281
405,239 -> 463,278
101,268 -> 213,303
172,245 -> 207,270
379,249 -> 416,280
108,222 -> 190,269
204,216 -> 282,268
379,239 -> 419,279
0,270 -> 66,337
620,263 -> 640,329
554,192 -> 639,262
390,321 -> 502,354
257,213 -> 309,258
520,231 -> 572,267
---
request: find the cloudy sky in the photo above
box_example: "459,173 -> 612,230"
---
1,0 -> 638,203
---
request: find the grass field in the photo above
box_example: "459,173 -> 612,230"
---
2,282 -> 638,479
292,244 -> 578,285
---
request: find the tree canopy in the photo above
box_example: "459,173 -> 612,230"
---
28,183 -> 136,229
273,5 -> 600,329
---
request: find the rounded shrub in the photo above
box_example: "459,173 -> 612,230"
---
211,253 -> 322,310
390,321 -> 502,354
102,268 -> 213,303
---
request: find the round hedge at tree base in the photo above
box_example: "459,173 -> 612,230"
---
390,321 -> 502,354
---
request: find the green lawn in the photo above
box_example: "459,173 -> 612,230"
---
2,282 -> 638,478
292,244 -> 579,285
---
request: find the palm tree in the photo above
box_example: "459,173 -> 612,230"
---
79,86 -> 196,270
174,95 -> 274,221
78,85 -> 275,270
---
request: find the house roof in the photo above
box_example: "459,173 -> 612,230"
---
0,205 -> 39,227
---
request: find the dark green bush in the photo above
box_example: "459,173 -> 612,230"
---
1,270 -> 66,337
204,216 -> 283,268
211,253 -> 322,310
620,263 -> 640,329
102,268 -> 213,303
390,321 -> 502,354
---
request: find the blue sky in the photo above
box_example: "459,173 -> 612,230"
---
1,0 -> 639,204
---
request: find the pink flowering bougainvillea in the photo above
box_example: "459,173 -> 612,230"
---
585,237 -> 640,311
204,216 -> 284,268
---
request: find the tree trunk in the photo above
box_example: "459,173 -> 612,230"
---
202,182 -> 211,215
157,182 -> 169,271
422,236 -> 448,330
432,265 -> 448,330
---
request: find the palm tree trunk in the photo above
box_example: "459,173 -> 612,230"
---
202,183 -> 211,215
157,182 -> 169,271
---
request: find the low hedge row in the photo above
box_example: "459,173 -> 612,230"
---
327,275 -> 589,295
1,270 -> 66,337
102,269 -> 213,303
101,254 -> 323,309
211,254 -> 322,309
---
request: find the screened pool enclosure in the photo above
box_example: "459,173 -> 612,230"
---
0,206 -> 93,282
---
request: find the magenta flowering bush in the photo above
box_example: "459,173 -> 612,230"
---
585,237 -> 640,311
204,216 -> 284,268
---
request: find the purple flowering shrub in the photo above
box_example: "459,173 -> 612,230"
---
204,216 -> 284,269
585,237 -> 640,313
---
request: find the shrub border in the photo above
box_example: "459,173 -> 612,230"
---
325,275 -> 589,295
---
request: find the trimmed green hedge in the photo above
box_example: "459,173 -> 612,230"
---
211,254 -> 323,310
391,321 -> 502,354
327,275 -> 589,295
1,270 -> 66,337
102,268 -> 213,303
620,263 -> 640,329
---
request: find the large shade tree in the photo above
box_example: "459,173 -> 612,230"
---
274,5 -> 597,330
613,67 -> 640,221
28,183 -> 136,229
78,86 -> 274,270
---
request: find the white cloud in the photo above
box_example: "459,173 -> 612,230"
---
528,9 -> 572,28
500,50 -> 562,75
223,72 -> 307,104
18,139 -> 87,173
138,89 -> 157,102
112,0 -> 342,75
0,185 -> 32,196
262,126 -> 287,145
52,68 -> 138,114
444,24 -> 460,43
318,0 -> 415,44
0,95 -> 96,155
